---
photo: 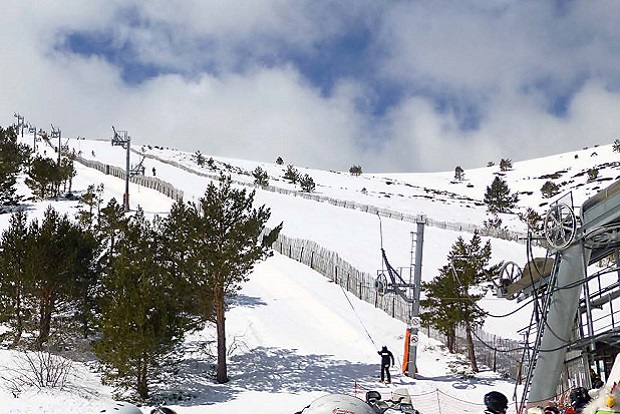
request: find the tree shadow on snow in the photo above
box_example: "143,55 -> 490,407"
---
164,346 -> 375,407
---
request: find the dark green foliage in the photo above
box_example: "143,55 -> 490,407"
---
349,165 -> 362,176
28,207 -> 97,349
499,158 -> 513,171
75,184 -> 105,230
299,173 -> 316,192
177,175 -> 282,383
587,168 -> 599,183
284,164 -> 299,184
484,176 -> 518,213
252,166 -> 269,187
519,207 -> 543,233
0,126 -> 31,207
454,166 -> 464,181
276,156 -> 284,165
540,181 -> 560,199
24,155 -> 75,200
194,151 -> 205,166
0,210 -> 30,346
0,207 -> 97,350
420,233 -> 495,371
93,208 -> 191,400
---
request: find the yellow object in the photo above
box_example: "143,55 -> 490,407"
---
607,395 -> 617,408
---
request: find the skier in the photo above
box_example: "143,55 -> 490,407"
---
483,391 -> 508,414
378,345 -> 395,383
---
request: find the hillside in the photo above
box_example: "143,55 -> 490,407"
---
0,131 -> 616,413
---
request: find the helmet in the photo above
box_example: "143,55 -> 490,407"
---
99,401 -> 143,414
570,387 -> 591,407
300,393 -> 376,414
484,391 -> 509,413
544,405 -> 559,414
151,408 -> 177,414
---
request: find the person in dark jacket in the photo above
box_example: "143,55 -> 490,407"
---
378,345 -> 395,383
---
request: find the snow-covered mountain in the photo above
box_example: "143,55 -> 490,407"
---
1,131 -> 616,414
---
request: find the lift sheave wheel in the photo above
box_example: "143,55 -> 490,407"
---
544,203 -> 577,251
499,261 -> 523,285
374,273 -> 388,296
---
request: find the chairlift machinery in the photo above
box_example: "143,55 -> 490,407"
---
495,180 -> 620,411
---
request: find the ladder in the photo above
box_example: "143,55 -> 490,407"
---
515,251 -> 561,412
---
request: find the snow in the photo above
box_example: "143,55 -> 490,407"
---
0,132 -> 614,413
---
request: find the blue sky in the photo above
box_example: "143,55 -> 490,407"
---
3,0 -> 620,172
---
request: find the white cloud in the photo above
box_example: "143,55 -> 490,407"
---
3,1 -> 620,173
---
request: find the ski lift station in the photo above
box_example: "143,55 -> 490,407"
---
496,177 -> 620,411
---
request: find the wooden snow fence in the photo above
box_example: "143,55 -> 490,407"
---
272,232 -> 412,322
74,156 -> 184,202
75,150 -> 523,379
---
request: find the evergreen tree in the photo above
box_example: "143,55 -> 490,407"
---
284,164 -> 299,183
27,207 -> 96,349
499,158 -> 513,171
276,156 -> 284,165
25,155 -> 62,199
0,210 -> 31,346
94,208 -> 191,400
420,265 -> 461,353
252,166 -> 269,187
349,165 -> 363,176
484,176 -> 518,213
184,175 -> 282,383
454,166 -> 465,181
194,151 -> 205,167
299,174 -> 316,193
613,139 -> 620,153
519,207 -> 543,233
540,181 -> 560,199
421,233 -> 494,371
96,198 -> 129,270
0,126 -> 31,207
587,168 -> 599,183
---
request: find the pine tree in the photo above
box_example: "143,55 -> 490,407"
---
284,164 -> 299,184
0,126 -> 30,207
484,176 -> 518,213
613,139 -> 620,153
0,210 -> 31,346
540,181 -> 560,199
454,166 -> 465,181
421,233 -> 494,371
299,173 -> 316,192
252,166 -> 269,187
349,165 -> 362,176
27,207 -> 96,349
25,155 -> 62,199
94,208 -> 190,400
420,265 -> 461,353
587,168 -> 599,183
183,175 -> 282,383
499,158 -> 513,172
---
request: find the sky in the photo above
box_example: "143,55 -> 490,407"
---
4,1 -> 620,173
2,129 -> 620,412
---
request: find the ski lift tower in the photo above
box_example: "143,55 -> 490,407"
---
13,113 -> 25,137
50,124 -> 61,165
374,215 -> 425,379
111,126 -> 131,211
